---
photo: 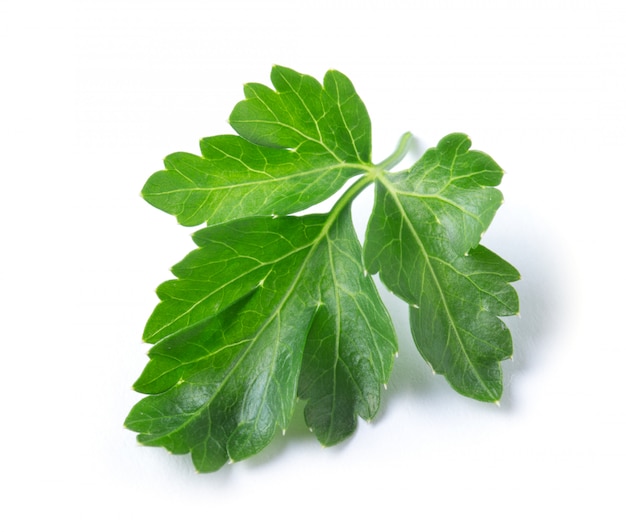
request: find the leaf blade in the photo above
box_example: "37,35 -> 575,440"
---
143,66 -> 372,226
298,210 -> 397,446
128,212 -> 396,470
364,133 -> 519,402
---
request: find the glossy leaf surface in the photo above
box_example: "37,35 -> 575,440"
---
364,134 -> 520,401
141,66 -> 371,226
126,212 -> 396,471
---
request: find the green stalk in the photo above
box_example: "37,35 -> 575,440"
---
327,172 -> 375,223
324,131 -> 414,230
377,132 -> 414,171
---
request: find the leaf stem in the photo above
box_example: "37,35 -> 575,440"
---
327,172 -> 376,224
376,132 -> 413,170
327,131 -> 414,225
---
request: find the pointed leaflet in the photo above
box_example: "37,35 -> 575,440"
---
298,211 -> 397,446
364,133 -> 520,402
141,66 -> 372,226
126,211 -> 396,472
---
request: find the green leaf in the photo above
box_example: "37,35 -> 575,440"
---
129,66 -> 520,472
364,133 -> 520,402
126,210 -> 396,471
141,66 -> 371,226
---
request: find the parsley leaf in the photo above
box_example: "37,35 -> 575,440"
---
127,210 -> 396,471
141,66 -> 371,226
364,134 -> 520,401
126,66 -> 520,471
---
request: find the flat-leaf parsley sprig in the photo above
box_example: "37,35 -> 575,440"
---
126,66 -> 520,472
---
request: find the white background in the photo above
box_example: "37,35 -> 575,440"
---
2,0 -> 625,529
